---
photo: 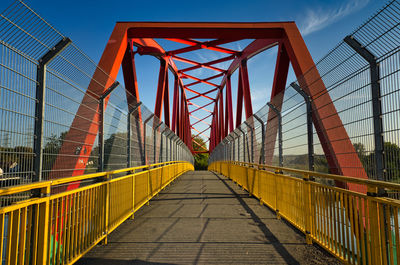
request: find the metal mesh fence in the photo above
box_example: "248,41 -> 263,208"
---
210,0 -> 400,185
0,0 -> 193,190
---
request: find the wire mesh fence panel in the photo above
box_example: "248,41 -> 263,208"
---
0,0 -> 193,197
210,0 -> 400,188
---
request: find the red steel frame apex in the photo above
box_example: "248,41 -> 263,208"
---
52,22 -> 368,193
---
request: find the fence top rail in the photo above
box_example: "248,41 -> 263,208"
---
224,161 -> 400,191
0,161 -> 189,197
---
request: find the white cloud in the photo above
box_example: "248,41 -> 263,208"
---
298,0 -> 369,36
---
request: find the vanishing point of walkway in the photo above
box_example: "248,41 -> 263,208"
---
77,171 -> 340,265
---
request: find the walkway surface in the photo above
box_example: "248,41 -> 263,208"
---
77,171 -> 341,265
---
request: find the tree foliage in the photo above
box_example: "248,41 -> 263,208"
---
192,135 -> 208,170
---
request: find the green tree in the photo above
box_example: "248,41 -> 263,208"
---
192,135 -> 208,170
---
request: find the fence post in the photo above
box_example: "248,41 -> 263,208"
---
228,135 -> 234,162
254,114 -> 265,164
244,121 -> 254,163
290,83 -> 314,171
127,102 -> 142,168
267,103 -> 283,167
143,114 -> 154,165
238,127 -> 246,162
153,123 -> 162,163
232,131 -> 239,161
98,81 -> 120,172
344,36 -> 384,182
33,38 -> 71,182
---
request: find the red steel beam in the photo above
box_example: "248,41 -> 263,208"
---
184,87 -> 215,101
188,101 -> 213,114
180,72 -> 219,87
186,72 -> 225,87
193,127 -> 210,139
187,87 -> 218,101
190,113 -> 212,126
236,67 -> 244,128
219,91 -> 225,140
179,54 -> 236,73
154,60 -> 168,119
171,77 -> 179,132
191,126 -> 210,140
166,38 -> 240,55
171,55 -> 226,73
163,70 -> 170,127
225,75 -> 234,133
240,60 -> 253,119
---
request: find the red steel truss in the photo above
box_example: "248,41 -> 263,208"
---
51,22 -> 368,192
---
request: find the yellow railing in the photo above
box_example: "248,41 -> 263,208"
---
209,161 -> 400,265
0,161 -> 193,265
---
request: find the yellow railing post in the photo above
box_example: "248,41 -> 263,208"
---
274,170 -> 280,219
367,185 -> 383,265
37,184 -> 51,264
147,166 -> 151,205
303,173 -> 313,245
102,173 -> 110,245
131,173 -> 135,220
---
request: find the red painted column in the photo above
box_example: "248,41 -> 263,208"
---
236,67 -> 244,128
265,42 -> 290,165
163,70 -> 170,127
121,43 -> 140,106
225,75 -> 234,133
219,91 -> 225,140
171,76 -> 179,132
240,60 -> 253,119
154,60 -> 168,120
215,101 -> 219,145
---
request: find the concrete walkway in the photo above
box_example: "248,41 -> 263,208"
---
77,171 -> 341,265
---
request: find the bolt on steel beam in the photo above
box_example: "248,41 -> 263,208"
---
267,102 -> 283,167
290,83 -> 314,171
344,35 -> 384,182
33,37 -> 71,182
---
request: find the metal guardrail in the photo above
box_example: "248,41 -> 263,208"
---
0,161 -> 193,265
210,161 -> 400,265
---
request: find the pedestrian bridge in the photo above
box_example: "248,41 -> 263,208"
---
1,0 -> 400,264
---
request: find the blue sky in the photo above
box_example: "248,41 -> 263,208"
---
0,0 -> 386,143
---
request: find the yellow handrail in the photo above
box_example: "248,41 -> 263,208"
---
209,161 -> 400,265
0,161 -> 194,265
